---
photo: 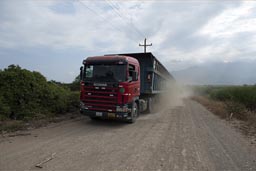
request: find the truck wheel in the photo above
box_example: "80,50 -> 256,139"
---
90,116 -> 100,121
127,102 -> 138,123
146,98 -> 153,113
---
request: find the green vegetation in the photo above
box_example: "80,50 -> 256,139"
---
193,85 -> 256,111
193,85 -> 256,127
192,85 -> 256,139
0,65 -> 79,122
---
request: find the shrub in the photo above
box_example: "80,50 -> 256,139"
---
194,85 -> 256,111
0,65 -> 79,121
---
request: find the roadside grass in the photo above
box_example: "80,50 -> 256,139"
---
192,85 -> 256,111
192,96 -> 256,123
0,120 -> 25,132
192,85 -> 256,141
0,113 -> 81,133
192,96 -> 228,119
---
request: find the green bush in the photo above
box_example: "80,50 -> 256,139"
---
224,101 -> 248,121
195,85 -> 256,111
0,65 -> 79,121
0,96 -> 10,120
67,91 -> 80,112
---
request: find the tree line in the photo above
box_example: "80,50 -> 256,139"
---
0,65 -> 79,121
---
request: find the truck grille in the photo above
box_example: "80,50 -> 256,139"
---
83,86 -> 118,112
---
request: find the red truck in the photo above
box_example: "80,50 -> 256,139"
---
79,52 -> 173,123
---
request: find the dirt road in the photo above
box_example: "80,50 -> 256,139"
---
1,99 -> 256,171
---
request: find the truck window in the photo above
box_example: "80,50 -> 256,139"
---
86,65 -> 93,78
84,64 -> 126,82
128,64 -> 135,81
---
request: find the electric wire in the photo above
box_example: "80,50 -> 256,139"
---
105,0 -> 145,39
77,0 -> 140,44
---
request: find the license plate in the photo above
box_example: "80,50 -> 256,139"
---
108,113 -> 115,118
96,112 -> 102,116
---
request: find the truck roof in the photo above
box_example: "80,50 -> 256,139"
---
84,55 -> 139,65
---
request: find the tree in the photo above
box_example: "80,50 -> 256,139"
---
0,65 -> 78,120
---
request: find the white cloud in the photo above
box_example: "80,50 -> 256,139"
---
0,0 -> 145,51
1,0 -> 256,82
200,2 -> 256,38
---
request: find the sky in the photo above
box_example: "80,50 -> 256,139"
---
0,0 -> 256,83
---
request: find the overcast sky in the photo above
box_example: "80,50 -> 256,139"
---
1,0 -> 256,83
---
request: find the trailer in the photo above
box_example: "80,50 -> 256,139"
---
116,52 -> 174,112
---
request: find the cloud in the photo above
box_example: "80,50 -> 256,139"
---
200,2 -> 256,38
152,1 -> 256,70
0,0 -> 147,52
0,0 -> 256,82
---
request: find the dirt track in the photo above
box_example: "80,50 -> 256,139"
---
1,99 -> 256,171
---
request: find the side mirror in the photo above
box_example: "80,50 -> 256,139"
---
80,66 -> 83,81
132,71 -> 138,81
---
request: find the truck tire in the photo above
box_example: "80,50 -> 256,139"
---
90,116 -> 100,121
127,102 -> 138,123
146,97 -> 152,113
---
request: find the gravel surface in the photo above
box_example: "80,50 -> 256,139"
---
1,99 -> 256,171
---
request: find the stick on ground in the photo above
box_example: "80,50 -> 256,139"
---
35,153 -> 56,168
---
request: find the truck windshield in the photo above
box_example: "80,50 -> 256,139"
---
84,64 -> 126,82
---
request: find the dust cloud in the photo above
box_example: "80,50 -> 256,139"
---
154,80 -> 194,112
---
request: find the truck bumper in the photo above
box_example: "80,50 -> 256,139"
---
80,109 -> 130,120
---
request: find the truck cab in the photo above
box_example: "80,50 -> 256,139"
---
80,55 -> 140,123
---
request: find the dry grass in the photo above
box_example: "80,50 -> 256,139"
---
0,113 -> 80,133
0,120 -> 26,132
192,96 -> 256,141
192,96 -> 229,119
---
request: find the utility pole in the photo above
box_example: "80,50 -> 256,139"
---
139,38 -> 152,53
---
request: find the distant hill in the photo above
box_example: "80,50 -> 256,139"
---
172,61 -> 256,85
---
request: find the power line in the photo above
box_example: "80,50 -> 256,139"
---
106,0 -> 145,37
117,2 -> 145,38
105,0 -> 145,39
77,0 -> 139,44
77,0 -> 122,33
